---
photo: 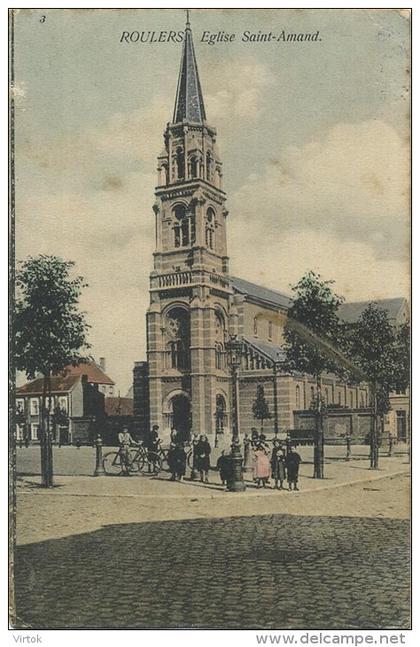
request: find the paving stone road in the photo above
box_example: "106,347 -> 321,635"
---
13,473 -> 410,631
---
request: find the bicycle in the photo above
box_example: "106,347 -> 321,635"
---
102,444 -> 162,476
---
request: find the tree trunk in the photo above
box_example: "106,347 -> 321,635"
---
368,383 -> 380,469
313,374 -> 324,479
40,372 -> 53,487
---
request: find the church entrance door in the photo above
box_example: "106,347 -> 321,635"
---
172,394 -> 191,443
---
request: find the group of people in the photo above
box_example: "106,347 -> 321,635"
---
167,431 -> 212,483
118,424 -> 301,490
249,428 -> 301,491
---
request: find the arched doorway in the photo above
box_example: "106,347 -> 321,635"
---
171,394 -> 191,443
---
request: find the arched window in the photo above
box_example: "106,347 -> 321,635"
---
190,156 -> 198,178
310,386 -> 315,406
296,385 -> 301,409
324,388 -> 329,405
206,207 -> 215,250
173,205 -> 195,248
338,390 -> 342,406
176,148 -> 184,180
206,151 -> 212,181
215,342 -> 224,370
165,308 -> 190,371
350,391 -> 354,409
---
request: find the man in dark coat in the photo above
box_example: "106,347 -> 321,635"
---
168,443 -> 187,481
194,435 -> 211,482
286,446 -> 301,491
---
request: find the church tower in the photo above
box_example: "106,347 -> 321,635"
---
146,16 -> 232,441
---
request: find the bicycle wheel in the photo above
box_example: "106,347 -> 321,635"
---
103,451 -> 124,476
160,449 -> 170,472
141,451 -> 162,475
129,448 -> 144,473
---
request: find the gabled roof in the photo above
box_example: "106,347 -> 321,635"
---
60,361 -> 115,385
231,276 -> 292,310
173,19 -> 207,124
105,397 -> 133,417
16,375 -> 81,396
338,298 -> 408,324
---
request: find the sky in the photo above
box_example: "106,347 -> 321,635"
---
13,8 -> 410,394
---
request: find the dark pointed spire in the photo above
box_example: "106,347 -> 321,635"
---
173,12 -> 207,124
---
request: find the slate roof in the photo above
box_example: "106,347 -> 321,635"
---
16,375 -> 81,396
243,337 -> 287,364
61,361 -> 115,385
338,298 -> 407,324
173,21 -> 206,124
231,276 -> 292,310
105,397 -> 133,417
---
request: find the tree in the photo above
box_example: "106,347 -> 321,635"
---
51,406 -> 69,444
283,271 -> 344,478
252,384 -> 272,432
350,305 -> 410,468
15,255 -> 90,486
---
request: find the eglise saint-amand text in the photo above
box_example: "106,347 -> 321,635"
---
133,18 -> 409,445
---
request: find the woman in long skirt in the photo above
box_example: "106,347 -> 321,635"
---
252,444 -> 271,488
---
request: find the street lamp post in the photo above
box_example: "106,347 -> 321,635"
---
273,354 -> 283,438
226,335 -> 246,492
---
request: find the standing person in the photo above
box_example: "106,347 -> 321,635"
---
168,443 -> 187,481
118,426 -> 138,476
286,446 -> 302,491
195,435 -> 211,483
271,440 -> 286,490
250,427 -> 260,449
216,450 -> 231,485
145,425 -> 160,472
252,441 -> 271,488
190,432 -> 199,480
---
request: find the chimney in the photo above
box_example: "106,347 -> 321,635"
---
99,357 -> 106,372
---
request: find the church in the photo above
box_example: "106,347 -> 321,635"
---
132,18 -> 397,446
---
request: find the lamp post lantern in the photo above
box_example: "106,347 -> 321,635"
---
225,334 -> 246,492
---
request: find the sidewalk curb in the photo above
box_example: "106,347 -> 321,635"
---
16,468 -> 409,500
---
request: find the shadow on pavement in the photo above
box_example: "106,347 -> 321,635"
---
13,513 -> 410,630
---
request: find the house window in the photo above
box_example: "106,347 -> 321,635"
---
30,398 -> 39,416
59,396 -> 68,412
324,388 -> 328,405
16,425 -> 24,441
31,423 -> 39,440
310,386 -> 315,405
338,390 -> 342,406
16,398 -> 24,411
268,321 -> 273,340
254,317 -> 258,336
296,385 -> 301,409
350,391 -> 354,409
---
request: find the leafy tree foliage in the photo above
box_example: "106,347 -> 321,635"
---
15,255 -> 90,379
283,271 -> 345,478
283,271 -> 345,379
15,255 -> 90,484
350,305 -> 409,418
252,384 -> 272,431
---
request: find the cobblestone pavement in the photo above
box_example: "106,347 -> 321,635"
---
13,474 -> 410,630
